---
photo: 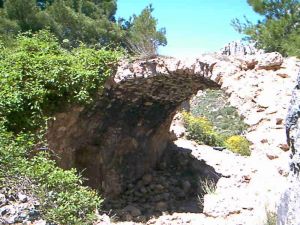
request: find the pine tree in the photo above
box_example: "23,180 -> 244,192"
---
0,0 -> 167,53
4,0 -> 41,31
232,0 -> 300,57
124,4 -> 167,58
0,0 -> 122,46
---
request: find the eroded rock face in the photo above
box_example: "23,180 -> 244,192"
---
277,69 -> 300,225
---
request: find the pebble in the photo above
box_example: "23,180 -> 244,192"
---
156,202 -> 168,211
182,180 -> 192,193
142,174 -> 153,185
154,184 -> 165,192
0,194 -> 7,207
0,189 -> 44,225
123,205 -> 142,217
18,193 -> 28,203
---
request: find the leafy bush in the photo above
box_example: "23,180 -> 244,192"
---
24,153 -> 101,225
225,135 -> 251,156
0,31 -> 122,224
0,30 -> 122,132
184,90 -> 251,156
0,121 -> 101,225
182,111 -> 224,146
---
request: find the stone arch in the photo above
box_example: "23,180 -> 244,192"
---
46,55 -> 276,197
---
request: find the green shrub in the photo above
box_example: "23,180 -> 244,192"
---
24,153 -> 101,225
0,124 -> 101,225
182,112 -> 251,156
0,30 -> 122,133
225,135 -> 251,156
182,111 -> 224,146
191,90 -> 248,137
0,31 -> 123,224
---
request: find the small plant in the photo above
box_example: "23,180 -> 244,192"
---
265,210 -> 277,225
182,112 -> 224,146
197,178 -> 217,207
197,178 -> 217,208
225,135 -> 251,156
200,178 -> 217,195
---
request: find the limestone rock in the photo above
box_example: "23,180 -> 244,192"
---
256,52 -> 283,70
170,113 -> 186,139
219,41 -> 259,56
142,174 -> 153,185
277,69 -> 300,225
155,201 -> 168,211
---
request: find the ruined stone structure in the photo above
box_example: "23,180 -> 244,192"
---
47,57 -> 222,197
47,52 -> 290,198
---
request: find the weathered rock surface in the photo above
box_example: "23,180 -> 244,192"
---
277,69 -> 300,225
219,41 -> 260,56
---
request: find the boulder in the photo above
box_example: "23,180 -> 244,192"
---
256,52 -> 283,70
122,205 -> 142,217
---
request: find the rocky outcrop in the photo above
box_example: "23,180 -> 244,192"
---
277,69 -> 300,225
219,41 -> 260,56
47,52 -> 299,199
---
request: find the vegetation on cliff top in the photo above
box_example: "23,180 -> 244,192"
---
232,0 -> 300,57
0,30 -> 121,133
0,0 -> 166,57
